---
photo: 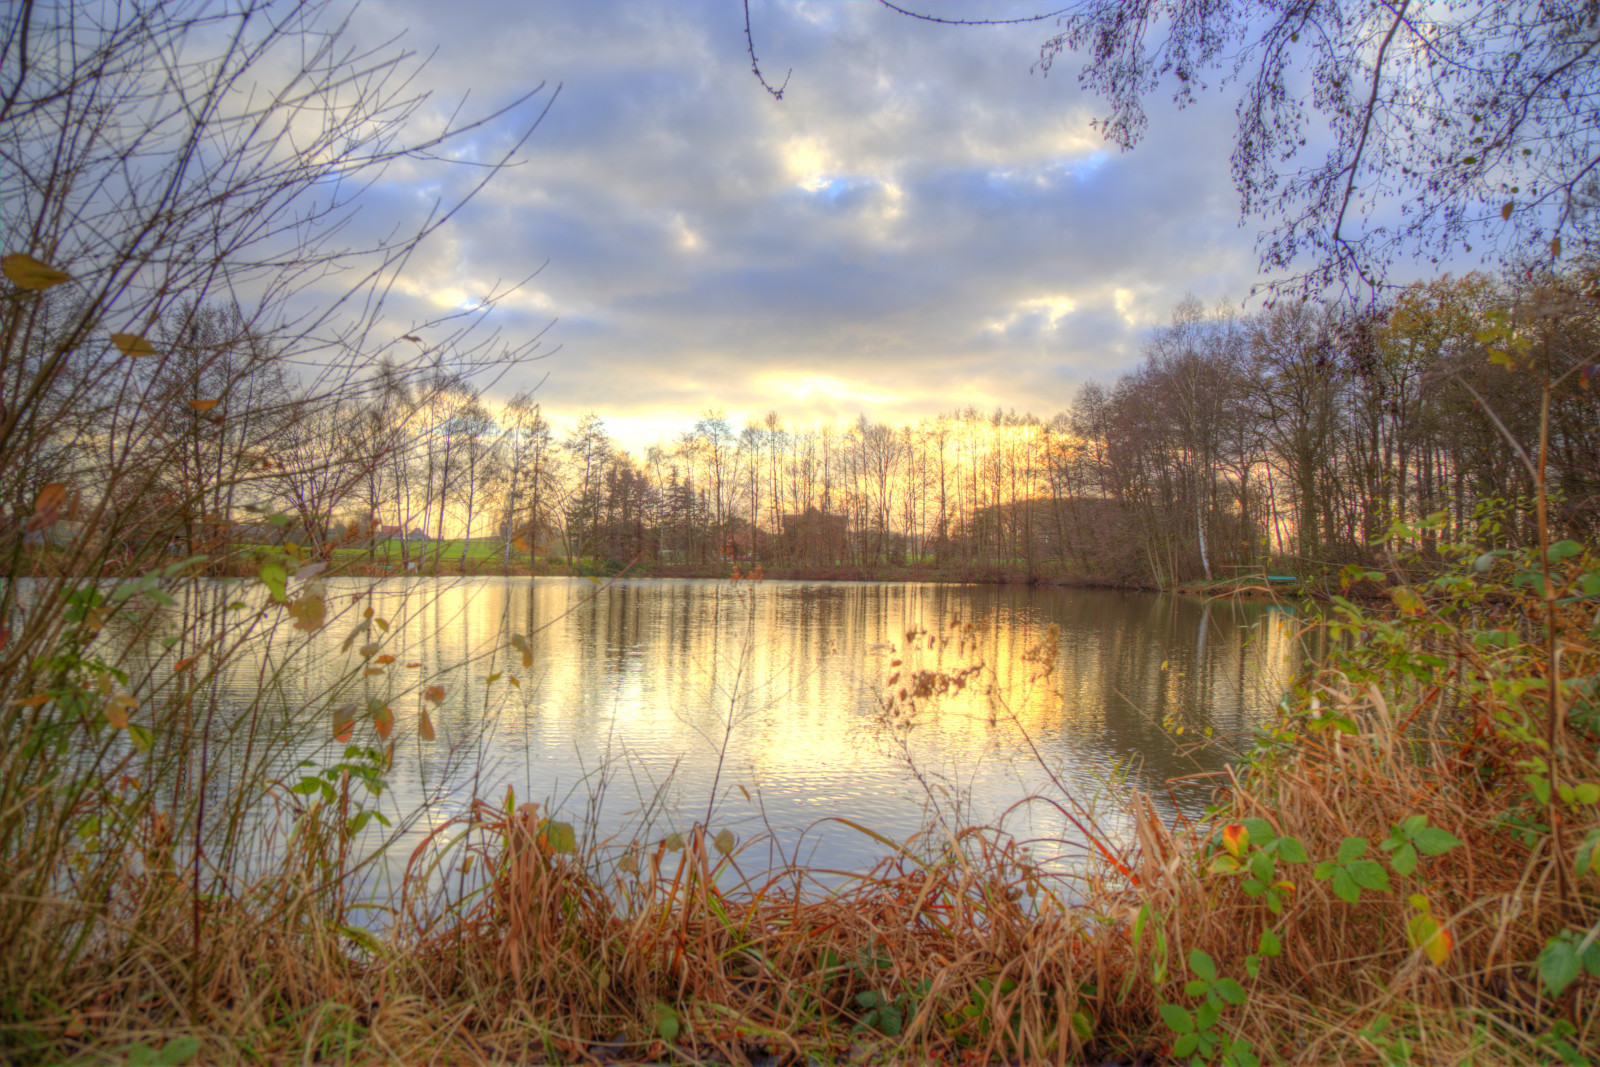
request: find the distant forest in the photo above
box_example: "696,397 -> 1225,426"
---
60,268 -> 1598,586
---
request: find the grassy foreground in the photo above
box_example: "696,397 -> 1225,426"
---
3,525 -> 1598,1067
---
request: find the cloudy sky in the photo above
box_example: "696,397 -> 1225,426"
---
332,1 -> 1264,452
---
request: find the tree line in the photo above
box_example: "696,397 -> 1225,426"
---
24,267 -> 1595,586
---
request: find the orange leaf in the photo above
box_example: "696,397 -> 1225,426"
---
189,399 -> 219,412
423,685 -> 445,705
335,723 -> 354,743
13,694 -> 52,707
332,705 -> 356,737
1221,823 -> 1249,858
106,695 -> 137,730
375,654 -> 395,665
406,662 -> 421,669
419,710 -> 435,741
174,657 -> 197,672
373,705 -> 393,740
110,332 -> 155,358
33,482 -> 67,517
1425,927 -> 1454,965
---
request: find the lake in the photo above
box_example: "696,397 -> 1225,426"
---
171,577 -> 1300,891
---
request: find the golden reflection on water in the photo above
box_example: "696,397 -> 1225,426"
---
192,578 -> 1300,880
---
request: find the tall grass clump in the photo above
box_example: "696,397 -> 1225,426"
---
1076,517 -> 1600,1066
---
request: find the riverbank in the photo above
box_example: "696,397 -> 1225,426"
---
6,535 -> 1596,1065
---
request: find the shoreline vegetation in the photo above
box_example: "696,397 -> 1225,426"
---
4,527 -> 1597,1065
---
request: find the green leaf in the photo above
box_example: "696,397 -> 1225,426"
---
543,820 -> 577,853
1184,979 -> 1211,997
1549,539 -> 1583,561
1258,929 -> 1281,957
1249,850 -> 1274,881
1214,977 -> 1247,1006
652,1002 -> 680,1042
1413,827 -> 1463,855
1347,860 -> 1391,892
1539,940 -> 1582,996
259,562 -> 287,603
1276,837 -> 1309,864
1173,1032 -> 1200,1058
1070,1011 -> 1093,1042
1189,949 -> 1217,983
1332,868 -> 1360,904
1336,837 -> 1369,863
1389,842 -> 1418,876
1159,1003 -> 1194,1034
856,990 -> 880,1009
156,1037 -> 201,1065
1240,818 -> 1275,840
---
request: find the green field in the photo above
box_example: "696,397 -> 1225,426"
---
330,537 -> 532,571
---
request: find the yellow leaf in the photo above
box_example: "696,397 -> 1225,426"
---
110,332 -> 155,358
106,695 -> 137,730
363,667 -> 383,677
1221,823 -> 1249,858
2,253 -> 72,290
189,399 -> 219,412
508,675 -> 520,688
358,642 -> 380,659
1389,585 -> 1425,615
418,710 -> 435,741
513,536 -> 530,552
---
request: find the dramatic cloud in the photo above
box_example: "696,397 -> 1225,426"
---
325,1 -> 1263,450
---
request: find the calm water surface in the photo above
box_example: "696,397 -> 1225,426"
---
185,578 -> 1299,885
